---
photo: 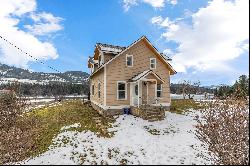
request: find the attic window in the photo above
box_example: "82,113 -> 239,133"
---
126,55 -> 133,67
150,58 -> 156,69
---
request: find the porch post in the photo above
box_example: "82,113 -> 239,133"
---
155,80 -> 158,104
146,82 -> 148,104
138,81 -> 140,107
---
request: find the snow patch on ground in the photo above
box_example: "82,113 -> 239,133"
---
16,111 -> 211,165
61,123 -> 81,131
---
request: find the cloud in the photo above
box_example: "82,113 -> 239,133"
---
123,0 -> 165,11
0,0 -> 63,68
25,12 -> 64,36
151,0 -> 249,73
123,0 -> 139,11
168,0 -> 177,5
123,0 -> 177,11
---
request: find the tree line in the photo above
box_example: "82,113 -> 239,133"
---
0,82 -> 89,96
214,75 -> 249,100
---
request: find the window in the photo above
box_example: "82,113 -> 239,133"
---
150,58 -> 156,69
98,55 -> 102,66
126,55 -> 133,67
117,81 -> 126,100
135,84 -> 138,95
157,84 -> 162,98
98,82 -> 101,98
92,84 -> 94,95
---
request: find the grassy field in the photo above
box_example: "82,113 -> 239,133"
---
1,100 -> 115,164
1,99 -> 206,164
170,99 -> 205,114
27,100 -> 115,156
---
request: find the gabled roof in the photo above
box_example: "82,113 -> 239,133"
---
129,70 -> 164,83
96,43 -> 126,54
90,36 -> 177,77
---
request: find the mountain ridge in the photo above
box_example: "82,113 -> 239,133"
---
0,63 -> 89,85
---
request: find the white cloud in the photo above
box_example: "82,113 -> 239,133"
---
0,0 -> 63,68
168,0 -> 177,5
25,12 -> 63,36
123,0 -> 177,11
151,16 -> 163,24
123,0 -> 165,11
143,0 -> 165,8
151,0 -> 249,73
123,0 -> 138,11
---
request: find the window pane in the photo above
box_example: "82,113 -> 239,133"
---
92,85 -> 94,95
157,84 -> 162,90
135,85 -> 138,95
157,91 -> 161,98
127,56 -> 132,66
150,59 -> 156,69
118,83 -> 125,90
118,91 -> 125,99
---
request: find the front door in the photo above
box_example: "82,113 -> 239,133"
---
132,83 -> 139,106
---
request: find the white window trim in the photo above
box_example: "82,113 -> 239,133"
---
150,58 -> 156,69
126,54 -> 133,67
117,81 -> 127,100
98,82 -> 101,98
156,84 -> 163,99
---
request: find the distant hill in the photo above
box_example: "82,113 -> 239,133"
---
0,63 -> 89,85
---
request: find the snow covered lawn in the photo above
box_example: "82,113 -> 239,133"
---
16,111 -> 210,165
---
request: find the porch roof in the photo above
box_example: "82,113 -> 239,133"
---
129,70 -> 164,83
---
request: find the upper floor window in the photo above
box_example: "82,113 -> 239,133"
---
117,81 -> 127,100
126,54 -> 133,67
157,84 -> 162,98
150,58 -> 156,69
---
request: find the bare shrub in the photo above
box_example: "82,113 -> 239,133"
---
0,84 -> 32,164
0,92 -> 26,128
196,100 -> 249,165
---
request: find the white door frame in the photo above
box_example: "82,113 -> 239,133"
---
130,81 -> 140,107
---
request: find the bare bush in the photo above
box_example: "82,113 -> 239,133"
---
0,84 -> 32,164
0,92 -> 26,128
196,100 -> 249,165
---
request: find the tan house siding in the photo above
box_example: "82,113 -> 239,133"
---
90,68 -> 104,105
106,39 -> 171,106
103,53 -> 115,63
148,82 -> 156,104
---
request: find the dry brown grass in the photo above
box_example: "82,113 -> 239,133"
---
0,99 -> 114,164
170,99 -> 205,114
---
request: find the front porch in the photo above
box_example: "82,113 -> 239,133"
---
128,70 -> 168,121
129,70 -> 164,107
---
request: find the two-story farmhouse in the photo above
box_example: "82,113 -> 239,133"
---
88,36 -> 176,117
